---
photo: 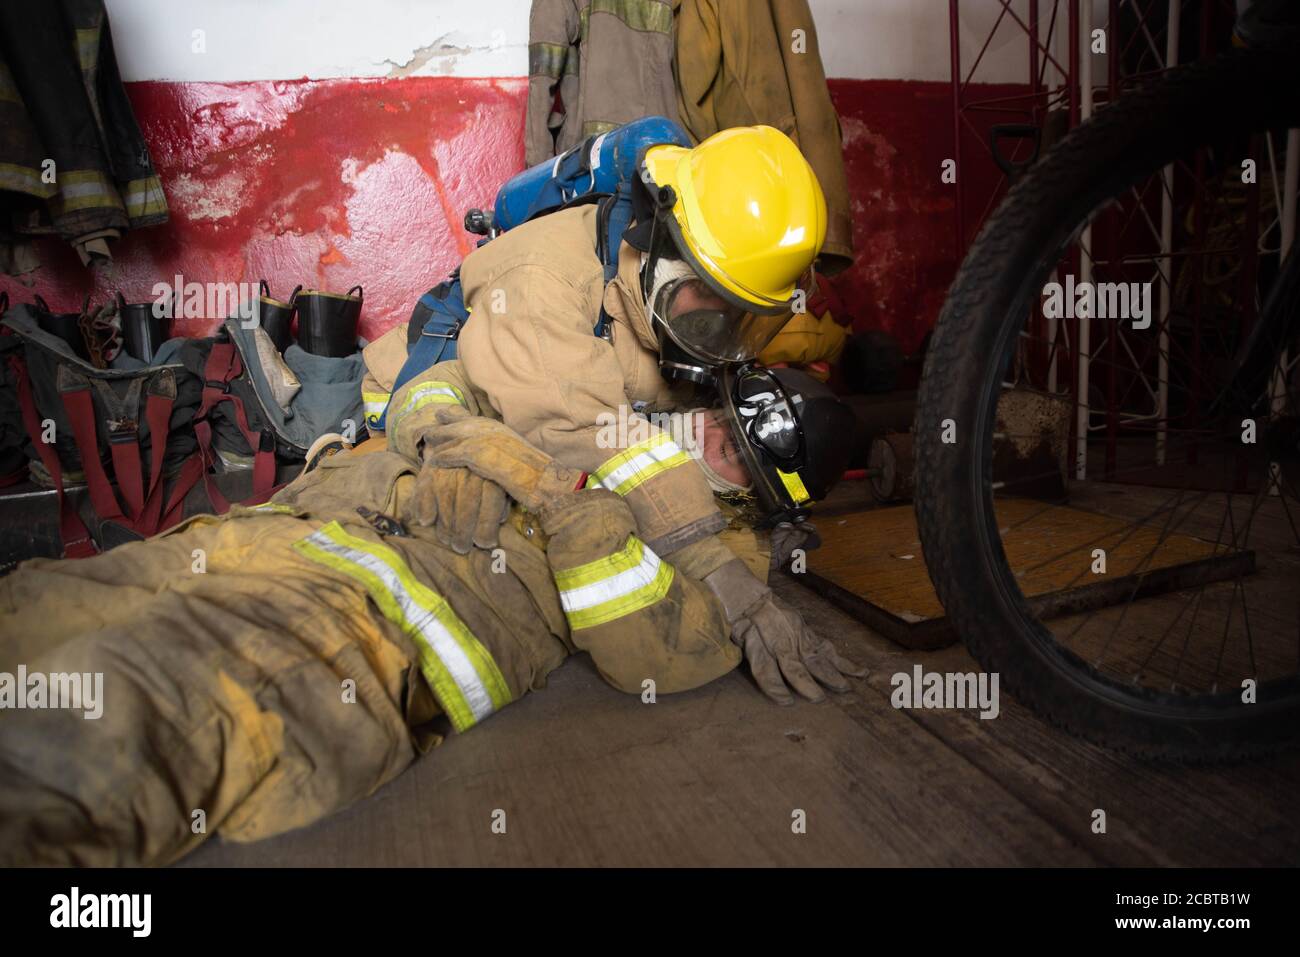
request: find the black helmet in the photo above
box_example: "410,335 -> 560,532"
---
720,364 -> 855,526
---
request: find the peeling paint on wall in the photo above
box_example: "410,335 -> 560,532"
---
380,34 -> 481,78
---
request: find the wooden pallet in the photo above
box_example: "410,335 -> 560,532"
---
790,500 -> 1255,650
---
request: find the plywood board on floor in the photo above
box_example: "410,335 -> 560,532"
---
798,499 -> 1250,649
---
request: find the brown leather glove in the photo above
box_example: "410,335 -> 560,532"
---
703,558 -> 867,705
418,414 -> 585,521
405,455 -> 510,554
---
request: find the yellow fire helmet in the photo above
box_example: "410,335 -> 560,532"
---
641,125 -> 828,318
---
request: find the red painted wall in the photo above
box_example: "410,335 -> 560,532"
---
0,75 -> 1020,355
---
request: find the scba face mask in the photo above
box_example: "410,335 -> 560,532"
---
719,364 -> 855,526
647,256 -> 716,385
645,255 -> 789,369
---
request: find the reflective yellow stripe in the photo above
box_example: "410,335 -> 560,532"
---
529,41 -> 569,78
121,175 -> 168,220
777,469 -> 811,504
580,0 -> 674,40
582,120 -> 619,138
362,390 -> 391,428
47,168 -> 122,215
293,521 -> 511,732
587,432 -> 689,496
554,535 -> 674,630
75,28 -> 100,71
0,163 -> 54,198
387,380 -> 464,435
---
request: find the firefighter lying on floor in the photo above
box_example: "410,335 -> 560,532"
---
0,362 -> 863,866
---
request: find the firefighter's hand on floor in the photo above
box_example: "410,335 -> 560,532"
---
769,520 -> 821,571
419,414 -> 584,518
405,456 -> 510,554
703,559 -> 866,705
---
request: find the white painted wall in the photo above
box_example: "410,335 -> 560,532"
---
105,0 -> 529,81
105,0 -> 1096,84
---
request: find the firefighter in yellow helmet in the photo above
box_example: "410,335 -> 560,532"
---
363,126 -> 845,706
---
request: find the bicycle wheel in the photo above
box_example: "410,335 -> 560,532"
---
915,48 -> 1300,761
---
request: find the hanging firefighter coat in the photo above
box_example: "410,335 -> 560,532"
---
525,0 -> 680,166
673,0 -> 854,274
0,0 -> 168,273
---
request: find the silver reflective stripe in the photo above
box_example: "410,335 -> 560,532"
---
560,546 -> 663,613
60,181 -> 107,198
302,531 -> 496,724
588,434 -> 690,496
554,535 -> 675,630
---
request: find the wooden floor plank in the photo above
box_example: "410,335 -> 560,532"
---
775,577 -> 1300,867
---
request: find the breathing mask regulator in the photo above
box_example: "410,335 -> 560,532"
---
719,365 -> 855,526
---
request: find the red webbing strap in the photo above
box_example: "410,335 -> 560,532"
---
213,385 -> 276,502
143,391 -> 170,501
107,424 -> 145,518
193,410 -> 231,514
160,452 -> 205,530
193,342 -> 240,513
60,386 -> 125,522
134,389 -> 174,534
9,357 -> 96,558
211,348 -> 275,500
75,378 -> 189,540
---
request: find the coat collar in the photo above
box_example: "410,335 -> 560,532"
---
602,240 -> 658,351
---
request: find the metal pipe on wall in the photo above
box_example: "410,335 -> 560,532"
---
1269,128 -> 1299,495
949,0 -> 964,259
1155,0 -> 1181,466
1074,0 -> 1094,480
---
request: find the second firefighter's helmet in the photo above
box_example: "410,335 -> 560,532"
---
720,364 -> 855,526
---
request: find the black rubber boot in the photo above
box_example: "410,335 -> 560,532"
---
256,281 -> 299,353
117,292 -> 171,363
295,285 -> 361,357
33,294 -> 92,361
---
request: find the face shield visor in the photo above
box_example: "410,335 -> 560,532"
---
650,275 -> 791,366
729,365 -> 805,468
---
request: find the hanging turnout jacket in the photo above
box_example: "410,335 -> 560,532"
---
0,0 -> 167,274
673,0 -> 853,274
526,0 -> 680,166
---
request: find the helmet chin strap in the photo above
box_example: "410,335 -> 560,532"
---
642,252 -> 696,326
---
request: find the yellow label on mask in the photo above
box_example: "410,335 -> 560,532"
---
777,469 -> 811,504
